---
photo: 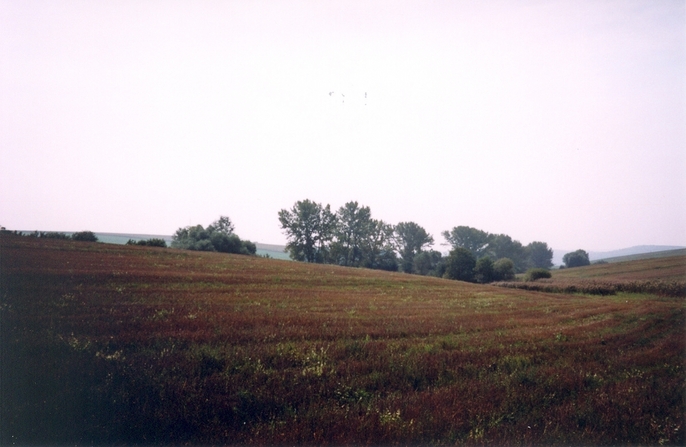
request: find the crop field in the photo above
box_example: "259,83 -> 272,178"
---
1,235 -> 684,445
499,256 -> 686,297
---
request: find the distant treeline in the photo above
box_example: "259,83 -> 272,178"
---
2,230 -> 100,242
278,199 -> 569,283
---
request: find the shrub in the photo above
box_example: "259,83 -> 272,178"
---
71,231 -> 98,242
493,258 -> 515,281
525,268 -> 552,281
474,257 -> 494,283
443,248 -> 476,282
563,249 -> 590,268
171,217 -> 254,255
127,238 -> 167,247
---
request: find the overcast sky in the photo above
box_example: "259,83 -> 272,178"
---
2,0 -> 685,251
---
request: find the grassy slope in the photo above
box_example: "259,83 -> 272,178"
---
596,248 -> 686,264
553,254 -> 686,281
1,235 -> 684,445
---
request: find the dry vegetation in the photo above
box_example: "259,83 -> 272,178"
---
1,234 -> 684,445
496,256 -> 686,297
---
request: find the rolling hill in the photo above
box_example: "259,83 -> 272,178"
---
1,233 -> 683,445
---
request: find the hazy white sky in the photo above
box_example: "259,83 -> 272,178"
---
1,0 -> 685,251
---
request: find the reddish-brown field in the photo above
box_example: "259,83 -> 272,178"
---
498,256 -> 686,297
1,234 -> 684,445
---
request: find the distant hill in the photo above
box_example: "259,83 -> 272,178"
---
593,248 -> 686,264
589,245 -> 686,261
553,245 -> 685,266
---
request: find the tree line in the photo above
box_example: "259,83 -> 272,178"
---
278,199 -> 564,283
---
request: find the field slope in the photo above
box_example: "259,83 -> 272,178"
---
1,235 -> 684,445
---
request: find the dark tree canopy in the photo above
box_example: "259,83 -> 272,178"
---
442,226 -> 491,258
487,234 -> 527,273
412,250 -> 444,277
72,231 -> 98,242
172,217 -> 255,255
393,221 -> 434,273
278,199 -> 335,263
361,219 -> 398,271
443,248 -> 476,282
330,201 -> 374,267
526,241 -> 553,269
492,258 -> 516,281
563,249 -> 590,268
474,257 -> 495,284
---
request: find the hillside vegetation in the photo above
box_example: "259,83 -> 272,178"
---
555,255 -> 686,281
1,234 -> 683,445
497,255 -> 686,297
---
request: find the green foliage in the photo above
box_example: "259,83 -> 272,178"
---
525,268 -> 552,281
442,226 -> 551,274
207,215 -> 235,236
361,220 -> 398,271
71,231 -> 98,242
442,226 -> 491,258
526,241 -> 553,269
171,217 -> 254,255
443,248 -> 476,282
393,222 -> 434,274
493,258 -> 515,281
330,201 -> 374,267
487,234 -> 527,273
127,238 -> 167,247
278,199 -> 335,263
412,250 -> 444,277
563,249 -> 591,268
474,257 -> 494,283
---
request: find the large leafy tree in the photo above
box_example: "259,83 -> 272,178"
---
331,201 -> 374,267
278,199 -> 336,263
442,226 -> 491,258
413,250 -> 444,277
361,219 -> 398,271
486,234 -> 527,273
443,247 -> 476,282
563,249 -> 590,268
393,221 -> 434,273
526,241 -> 553,269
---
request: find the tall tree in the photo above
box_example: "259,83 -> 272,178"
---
394,221 -> 434,273
330,201 -> 373,267
207,215 -> 235,235
487,234 -> 527,273
442,226 -> 491,258
278,199 -> 336,263
361,219 -> 398,271
526,241 -> 553,269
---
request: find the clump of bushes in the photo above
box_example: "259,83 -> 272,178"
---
171,216 -> 256,255
525,268 -> 552,281
71,231 -> 99,242
126,238 -> 167,248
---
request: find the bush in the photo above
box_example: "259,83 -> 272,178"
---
525,268 -> 552,281
39,232 -> 70,240
71,231 -> 98,242
171,217 -> 255,255
127,238 -> 167,247
474,257 -> 494,283
443,248 -> 476,282
563,249 -> 590,268
493,258 -> 515,281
